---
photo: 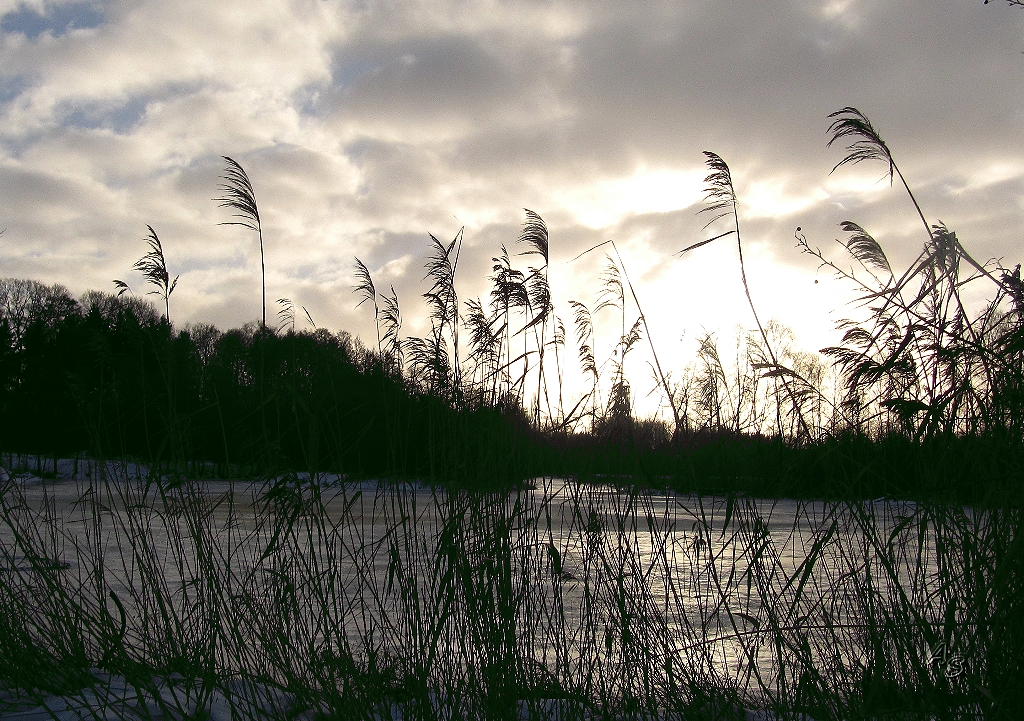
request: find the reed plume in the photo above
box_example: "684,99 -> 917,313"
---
276,297 -> 295,334
380,285 -> 403,378
422,229 -> 463,400
464,296 -> 501,404
114,225 -> 178,323
489,244 -> 529,406
568,299 -> 600,430
518,209 -> 553,424
353,257 -> 381,356
215,156 -> 266,329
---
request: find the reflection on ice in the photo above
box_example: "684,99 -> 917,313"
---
0,455 -> 998,719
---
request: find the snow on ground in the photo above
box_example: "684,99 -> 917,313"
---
0,671 -> 817,721
0,454 -> 436,492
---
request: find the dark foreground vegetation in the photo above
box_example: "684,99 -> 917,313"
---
2,470 -> 1021,720
1,107 -> 1022,718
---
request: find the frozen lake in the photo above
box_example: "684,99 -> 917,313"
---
0,455 -> 974,712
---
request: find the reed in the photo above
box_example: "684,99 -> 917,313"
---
215,156 -> 267,330
678,152 -> 815,442
1,463 -> 1019,719
115,225 -> 179,324
793,108 -> 1024,442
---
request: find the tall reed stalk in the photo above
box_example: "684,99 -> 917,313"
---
215,157 -> 267,329
679,152 -> 814,442
569,240 -> 682,437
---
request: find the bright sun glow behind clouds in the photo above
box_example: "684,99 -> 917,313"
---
557,167 -> 706,229
741,178 -> 830,220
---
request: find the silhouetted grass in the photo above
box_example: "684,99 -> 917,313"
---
1,465 -> 1020,718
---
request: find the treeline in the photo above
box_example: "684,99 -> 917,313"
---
0,278 -> 539,486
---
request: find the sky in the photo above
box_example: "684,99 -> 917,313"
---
1,0 -> 1023,422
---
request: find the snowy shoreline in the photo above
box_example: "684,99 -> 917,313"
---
0,668 -> 809,721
